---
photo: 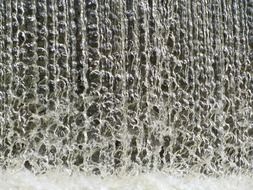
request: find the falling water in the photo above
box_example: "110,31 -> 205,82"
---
0,0 -> 253,189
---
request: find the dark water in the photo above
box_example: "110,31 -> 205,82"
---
0,0 -> 252,176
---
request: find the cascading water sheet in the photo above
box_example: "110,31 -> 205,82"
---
0,0 -> 252,189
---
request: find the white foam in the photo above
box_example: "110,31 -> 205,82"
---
0,170 -> 252,190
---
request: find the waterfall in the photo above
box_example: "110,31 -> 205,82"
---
0,0 -> 252,179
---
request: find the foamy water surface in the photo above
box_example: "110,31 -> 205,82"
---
0,170 -> 252,190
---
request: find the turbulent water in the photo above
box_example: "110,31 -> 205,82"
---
0,170 -> 253,190
0,0 -> 253,187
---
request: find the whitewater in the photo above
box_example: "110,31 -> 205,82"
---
0,170 -> 252,190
